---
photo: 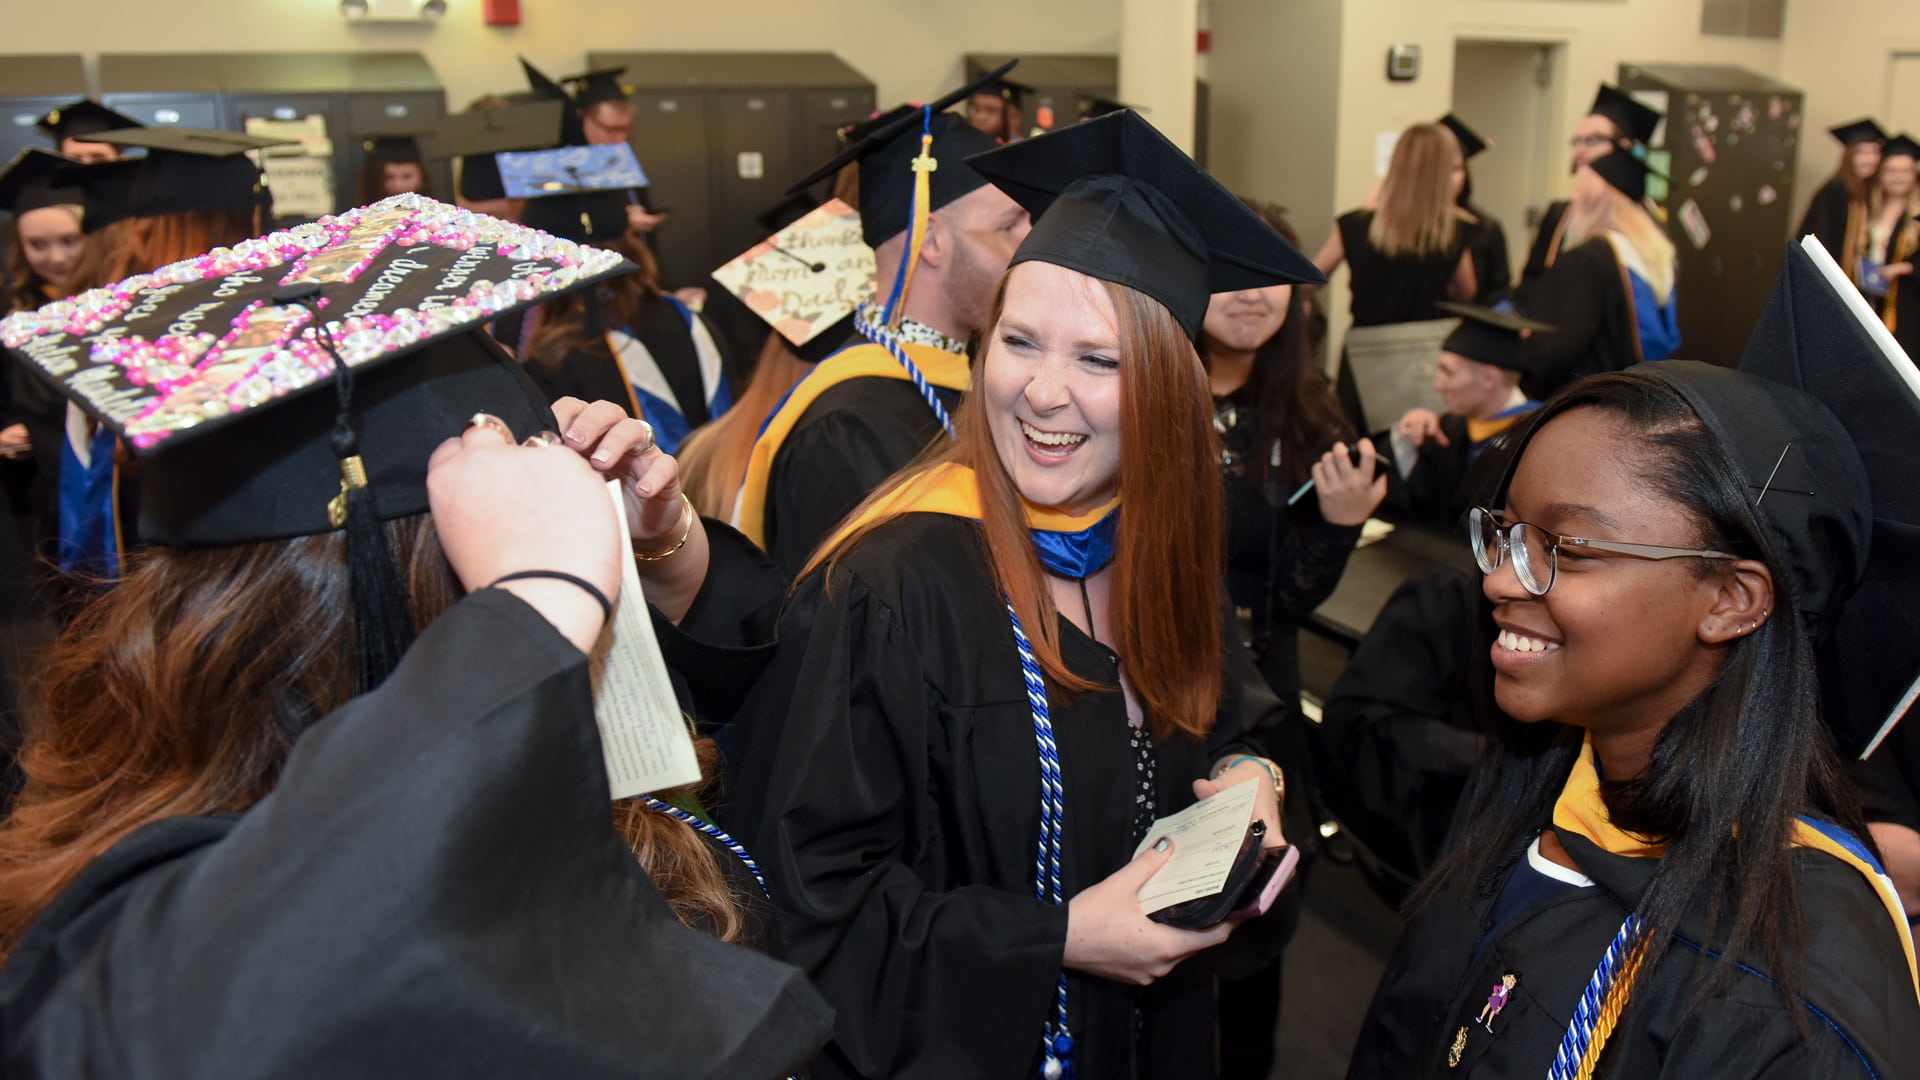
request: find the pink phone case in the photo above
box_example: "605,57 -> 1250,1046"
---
1229,844 -> 1301,922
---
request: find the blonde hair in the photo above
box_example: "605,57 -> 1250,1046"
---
1369,123 -> 1466,257
677,333 -> 810,518
1564,167 -> 1677,302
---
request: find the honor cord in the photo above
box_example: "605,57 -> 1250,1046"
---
1008,599 -> 1074,1079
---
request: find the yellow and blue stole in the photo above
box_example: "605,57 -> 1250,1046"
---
731,341 -> 971,549
817,462 -> 1119,580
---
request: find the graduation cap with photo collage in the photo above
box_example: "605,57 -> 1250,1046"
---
0,192 -> 636,690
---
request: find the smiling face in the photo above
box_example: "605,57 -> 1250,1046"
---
1485,407 -> 1733,736
1850,140 -> 1884,180
16,205 -> 84,293
1881,154 -> 1918,201
1201,284 -> 1292,355
983,261 -> 1124,516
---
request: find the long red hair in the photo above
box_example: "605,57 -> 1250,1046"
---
818,272 -> 1225,742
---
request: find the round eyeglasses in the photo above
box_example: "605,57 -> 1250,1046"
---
1467,506 -> 1740,596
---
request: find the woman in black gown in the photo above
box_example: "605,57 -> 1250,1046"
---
1851,133 -> 1920,360
1796,118 -> 1885,270
726,111 -> 1324,1079
1314,122 -> 1477,326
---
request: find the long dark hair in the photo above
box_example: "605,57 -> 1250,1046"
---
524,232 -> 664,369
1202,198 -> 1348,488
1413,371 -> 1871,1027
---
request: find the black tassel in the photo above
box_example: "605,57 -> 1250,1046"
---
340,475 -> 413,695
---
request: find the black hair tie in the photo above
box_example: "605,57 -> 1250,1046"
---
487,570 -> 614,623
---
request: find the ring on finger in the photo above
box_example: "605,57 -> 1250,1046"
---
634,420 -> 656,455
465,412 -> 513,439
522,430 -> 563,449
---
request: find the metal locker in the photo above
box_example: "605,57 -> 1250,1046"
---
626,89 -> 714,293
99,55 -> 223,130
0,55 -> 87,167
343,92 -> 451,206
797,87 -> 875,167
711,90 -> 797,269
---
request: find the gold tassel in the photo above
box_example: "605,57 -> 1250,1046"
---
890,132 -> 938,330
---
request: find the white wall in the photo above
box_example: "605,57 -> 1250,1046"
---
4,0 -> 1120,115
1206,0 -> 1344,239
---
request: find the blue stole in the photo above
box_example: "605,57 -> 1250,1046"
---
57,426 -> 120,578
1029,508 -> 1119,581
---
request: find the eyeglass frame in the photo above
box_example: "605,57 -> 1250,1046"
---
1467,506 -> 1741,596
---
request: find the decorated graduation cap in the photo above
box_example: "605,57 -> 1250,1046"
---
423,100 -> 564,203
511,143 -> 649,244
1883,133 -> 1920,161
63,127 -> 289,233
784,61 -> 1015,248
1436,301 -> 1551,373
0,149 -> 85,216
1439,114 -> 1490,160
562,67 -> 634,108
1589,84 -> 1662,147
711,197 -> 874,363
966,109 -> 1326,342
1588,148 -> 1663,204
1830,118 -> 1890,146
0,192 -> 633,692
1677,236 -> 1920,759
35,99 -> 141,144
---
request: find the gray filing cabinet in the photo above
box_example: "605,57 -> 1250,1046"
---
0,55 -> 90,165
99,52 -> 449,221
586,51 -> 876,286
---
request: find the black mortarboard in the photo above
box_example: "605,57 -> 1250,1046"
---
1589,84 -> 1662,146
1439,114 -> 1489,159
520,190 -> 631,245
362,134 -> 425,164
1882,133 -> 1920,161
1589,149 -> 1662,204
1715,238 -> 1920,758
1079,96 -> 1135,122
1436,301 -> 1551,373
785,62 -> 1017,247
978,75 -> 1032,111
967,110 -> 1325,342
562,67 -> 634,108
520,57 -> 587,146
0,149 -> 85,216
35,100 -> 141,144
64,127 -> 290,233
1830,118 -> 1890,146
422,100 -> 563,203
520,56 -> 570,102
0,193 -> 633,689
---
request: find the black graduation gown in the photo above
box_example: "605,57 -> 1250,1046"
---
1515,239 -> 1641,400
1349,814 -> 1920,1078
763,375 -> 960,577
652,517 -> 787,731
1337,210 -> 1470,327
725,513 -> 1290,1080
1382,413 -> 1522,531
1519,200 -> 1570,291
524,294 -> 729,447
0,589 -> 834,1079
1798,176 -> 1856,265
1463,208 -> 1512,305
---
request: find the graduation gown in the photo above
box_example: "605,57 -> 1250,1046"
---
1516,238 -> 1668,400
1798,176 -> 1859,268
527,294 -> 734,455
726,510 -> 1290,1080
1336,210 -> 1471,326
1383,406 -> 1534,531
1349,742 -> 1920,1079
1519,200 -> 1570,290
733,336 -> 970,577
1463,207 -> 1512,305
0,589 -> 833,1079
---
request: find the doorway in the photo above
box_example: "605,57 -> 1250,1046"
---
1450,40 -> 1565,281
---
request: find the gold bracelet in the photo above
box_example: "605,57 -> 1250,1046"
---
634,494 -> 695,561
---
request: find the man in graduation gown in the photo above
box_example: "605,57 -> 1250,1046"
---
734,65 -> 1032,575
1384,302 -> 1548,529
1517,85 -> 1660,292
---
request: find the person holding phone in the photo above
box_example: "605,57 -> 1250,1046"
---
726,112 -> 1322,1080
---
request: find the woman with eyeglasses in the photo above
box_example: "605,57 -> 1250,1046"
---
1348,361 -> 1918,1078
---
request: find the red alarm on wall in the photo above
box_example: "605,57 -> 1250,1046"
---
484,0 -> 520,26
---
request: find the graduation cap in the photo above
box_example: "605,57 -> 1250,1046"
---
497,143 -> 647,199
0,149 -> 85,216
0,193 -> 635,690
422,100 -> 564,203
977,74 -> 1032,111
1588,149 -> 1663,204
1439,114 -> 1490,160
1589,84 -> 1662,147
966,110 -> 1326,343
784,61 -> 1016,247
1436,301 -> 1551,373
1679,236 -> 1920,759
1882,133 -> 1920,161
1830,118 -> 1890,146
754,189 -> 822,235
63,127 -> 291,233
562,67 -> 634,108
1079,96 -> 1135,122
35,100 -> 141,144
519,56 -> 571,102
711,197 -> 874,362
